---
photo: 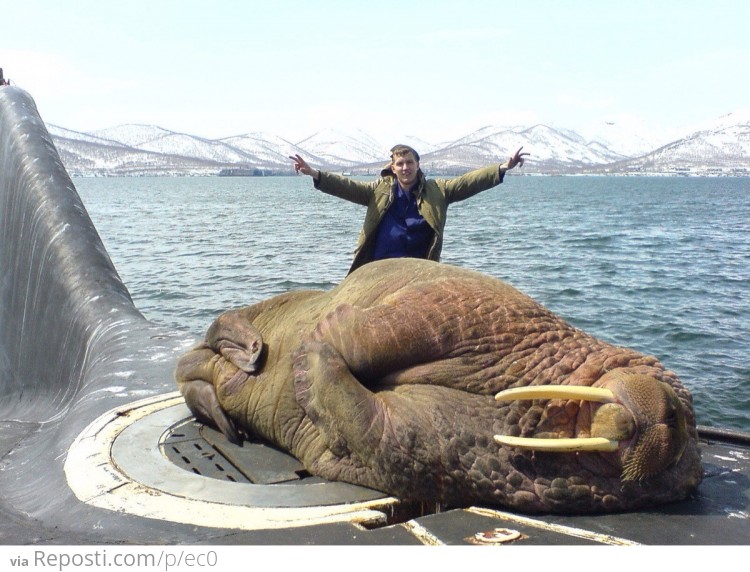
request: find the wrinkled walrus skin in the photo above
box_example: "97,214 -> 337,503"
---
175,258 -> 702,514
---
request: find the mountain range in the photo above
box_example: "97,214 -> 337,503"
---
48,110 -> 750,177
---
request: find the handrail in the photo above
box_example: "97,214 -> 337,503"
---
698,425 -> 750,446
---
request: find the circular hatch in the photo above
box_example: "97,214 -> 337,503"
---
65,392 -> 399,530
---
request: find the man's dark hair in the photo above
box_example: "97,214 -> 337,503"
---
390,144 -> 420,162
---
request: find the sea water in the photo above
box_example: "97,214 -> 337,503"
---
75,175 -> 750,432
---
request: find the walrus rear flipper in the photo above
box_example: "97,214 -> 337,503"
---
206,311 -> 264,374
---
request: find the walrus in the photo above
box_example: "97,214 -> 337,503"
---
175,258 -> 702,514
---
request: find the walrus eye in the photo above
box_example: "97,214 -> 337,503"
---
493,385 -> 620,453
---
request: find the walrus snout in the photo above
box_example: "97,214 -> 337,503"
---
494,368 -> 691,481
600,370 -> 689,481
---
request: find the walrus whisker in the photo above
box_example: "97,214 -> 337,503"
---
493,435 -> 619,452
494,385 -> 616,403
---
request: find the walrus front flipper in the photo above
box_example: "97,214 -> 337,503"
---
175,348 -> 243,444
292,338 -> 379,458
292,337 -> 446,497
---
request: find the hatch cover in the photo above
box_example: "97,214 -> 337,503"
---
162,419 -> 325,485
65,392 -> 400,530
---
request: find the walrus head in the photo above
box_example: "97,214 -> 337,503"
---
494,368 -> 691,482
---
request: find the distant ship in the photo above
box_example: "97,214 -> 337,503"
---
218,167 -> 266,177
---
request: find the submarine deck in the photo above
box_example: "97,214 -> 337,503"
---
1,406 -> 749,546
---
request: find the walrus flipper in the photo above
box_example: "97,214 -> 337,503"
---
175,348 -> 243,444
292,335 -> 452,498
292,337 -> 379,458
206,310 -> 264,373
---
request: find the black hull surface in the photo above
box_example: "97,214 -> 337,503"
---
1,86 -> 748,545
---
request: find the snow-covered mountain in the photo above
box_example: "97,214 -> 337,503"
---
47,112 -> 750,177
295,128 -> 387,167
418,124 -> 628,174
577,117 -> 676,158
219,132 -> 313,169
587,111 -> 750,176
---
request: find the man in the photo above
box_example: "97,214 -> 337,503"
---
290,145 -> 528,274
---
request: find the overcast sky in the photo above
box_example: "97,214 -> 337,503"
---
3,0 -> 748,143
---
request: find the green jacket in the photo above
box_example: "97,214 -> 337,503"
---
315,162 -> 510,274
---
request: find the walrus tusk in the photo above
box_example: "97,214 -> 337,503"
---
493,435 -> 619,452
494,385 -> 616,403
495,385 -> 624,453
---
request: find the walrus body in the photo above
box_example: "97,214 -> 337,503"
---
175,258 -> 702,514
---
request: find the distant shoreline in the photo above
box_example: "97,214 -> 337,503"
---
69,171 -> 750,179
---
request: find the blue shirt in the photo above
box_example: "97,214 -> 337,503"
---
372,183 -> 434,261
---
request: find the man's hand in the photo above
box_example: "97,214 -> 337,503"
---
507,147 -> 530,170
289,154 -> 319,179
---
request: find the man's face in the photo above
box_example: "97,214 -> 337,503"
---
391,152 -> 419,189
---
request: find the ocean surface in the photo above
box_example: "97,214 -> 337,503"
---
75,175 -> 750,432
